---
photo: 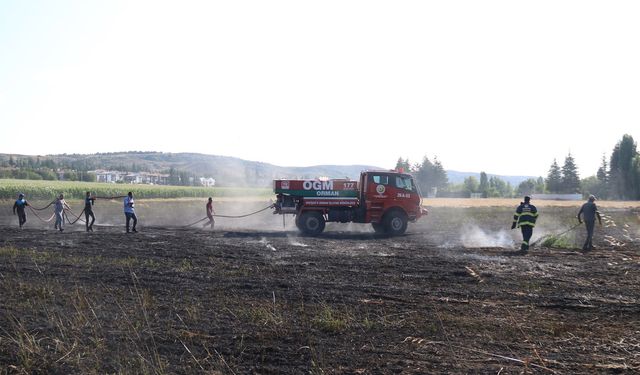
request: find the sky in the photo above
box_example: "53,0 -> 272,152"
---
1,1 -> 639,177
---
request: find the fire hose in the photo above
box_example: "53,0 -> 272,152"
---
182,204 -> 275,228
27,206 -> 56,222
26,201 -> 275,228
64,208 -> 87,225
530,222 -> 582,247
29,201 -> 56,211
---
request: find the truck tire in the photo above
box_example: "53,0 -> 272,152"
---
298,211 -> 325,236
295,215 -> 303,231
371,222 -> 386,234
383,210 -> 408,236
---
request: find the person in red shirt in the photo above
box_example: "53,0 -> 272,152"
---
202,197 -> 215,230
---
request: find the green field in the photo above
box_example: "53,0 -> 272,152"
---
0,179 -> 271,200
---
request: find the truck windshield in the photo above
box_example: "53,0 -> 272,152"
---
372,175 -> 389,185
395,176 -> 415,192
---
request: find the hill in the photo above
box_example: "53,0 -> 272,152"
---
0,152 -> 380,187
0,152 -> 537,187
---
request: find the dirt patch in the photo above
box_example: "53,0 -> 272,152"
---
0,205 -> 639,373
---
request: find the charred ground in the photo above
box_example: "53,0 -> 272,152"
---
0,203 -> 639,374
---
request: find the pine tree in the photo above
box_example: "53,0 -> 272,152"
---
431,157 -> 448,190
535,177 -> 545,193
479,172 -> 489,197
596,154 -> 608,182
609,134 -> 638,199
561,153 -> 581,194
413,156 -> 432,195
545,159 -> 563,193
411,155 -> 448,197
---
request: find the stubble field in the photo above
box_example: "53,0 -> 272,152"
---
1,198 -> 639,374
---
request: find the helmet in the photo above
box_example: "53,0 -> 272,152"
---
18,193 -> 24,198
588,195 -> 596,202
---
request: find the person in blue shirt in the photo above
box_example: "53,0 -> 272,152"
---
12,193 -> 30,229
84,191 -> 96,232
124,192 -> 138,233
511,196 -> 538,251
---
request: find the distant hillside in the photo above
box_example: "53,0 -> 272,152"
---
0,152 -> 381,187
0,152 -> 537,187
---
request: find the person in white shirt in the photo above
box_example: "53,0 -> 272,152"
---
54,194 -> 71,232
124,192 -> 138,233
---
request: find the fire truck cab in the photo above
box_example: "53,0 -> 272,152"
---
273,171 -> 426,236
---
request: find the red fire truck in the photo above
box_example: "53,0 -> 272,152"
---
273,170 -> 427,236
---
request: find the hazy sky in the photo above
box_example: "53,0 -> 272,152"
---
1,1 -> 639,177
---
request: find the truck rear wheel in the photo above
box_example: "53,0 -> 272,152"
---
383,210 -> 408,236
298,211 -> 325,236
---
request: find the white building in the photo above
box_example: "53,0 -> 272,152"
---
92,170 -> 126,183
91,170 -> 169,185
200,177 -> 216,187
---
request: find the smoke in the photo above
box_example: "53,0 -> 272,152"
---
326,222 -> 373,233
460,225 -> 513,248
286,235 -> 309,247
259,237 -> 277,251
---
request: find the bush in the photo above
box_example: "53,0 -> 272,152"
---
541,234 -> 574,248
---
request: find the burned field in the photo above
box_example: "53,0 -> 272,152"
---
1,203 -> 640,374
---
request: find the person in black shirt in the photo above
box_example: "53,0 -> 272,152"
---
577,195 -> 602,250
85,191 -> 96,232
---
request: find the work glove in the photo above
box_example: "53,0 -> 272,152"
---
511,222 -> 516,230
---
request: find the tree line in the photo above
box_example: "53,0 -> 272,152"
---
398,134 -> 640,200
395,156 -> 523,198
0,155 -> 202,186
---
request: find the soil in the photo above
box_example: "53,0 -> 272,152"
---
0,203 -> 639,374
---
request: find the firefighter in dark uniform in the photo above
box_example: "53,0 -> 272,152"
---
577,195 -> 602,250
511,196 -> 538,251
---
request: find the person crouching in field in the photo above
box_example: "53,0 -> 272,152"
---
12,193 -> 30,229
202,197 -> 215,230
577,195 -> 602,251
511,196 -> 538,251
85,191 -> 96,232
54,194 -> 71,232
124,192 -> 138,233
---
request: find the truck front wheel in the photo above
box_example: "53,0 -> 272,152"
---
298,211 -> 325,236
371,222 -> 386,234
383,210 -> 408,236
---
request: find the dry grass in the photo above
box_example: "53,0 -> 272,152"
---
423,197 -> 640,208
